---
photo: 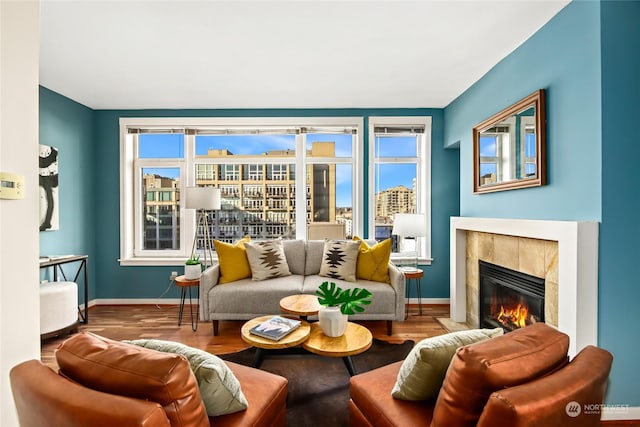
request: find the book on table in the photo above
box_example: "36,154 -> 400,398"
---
249,316 -> 301,341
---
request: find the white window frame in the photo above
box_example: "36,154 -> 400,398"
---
368,116 -> 432,264
120,117 -> 363,266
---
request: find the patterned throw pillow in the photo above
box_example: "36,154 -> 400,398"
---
245,240 -> 292,281
353,236 -> 391,283
319,240 -> 361,282
213,236 -> 251,284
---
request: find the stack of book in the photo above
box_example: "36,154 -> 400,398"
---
249,316 -> 301,341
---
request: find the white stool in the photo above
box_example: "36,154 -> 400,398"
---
40,281 -> 78,339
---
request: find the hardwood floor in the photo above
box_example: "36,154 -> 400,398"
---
41,303 -> 451,370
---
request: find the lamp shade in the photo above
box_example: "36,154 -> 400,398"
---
392,213 -> 427,237
184,187 -> 221,210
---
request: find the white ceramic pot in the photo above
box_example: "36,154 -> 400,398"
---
184,264 -> 201,280
318,306 -> 348,337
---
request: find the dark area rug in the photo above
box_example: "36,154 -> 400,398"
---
220,339 -> 414,427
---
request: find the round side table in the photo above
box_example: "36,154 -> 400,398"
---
400,267 -> 424,316
174,275 -> 199,331
279,294 -> 322,321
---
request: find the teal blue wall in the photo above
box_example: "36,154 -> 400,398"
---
39,87 -> 96,302
444,0 -> 639,407
445,1 -> 601,221
40,98 -> 460,299
71,108 -> 456,302
599,0 -> 640,409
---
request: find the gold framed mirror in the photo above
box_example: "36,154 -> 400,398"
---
473,89 -> 546,193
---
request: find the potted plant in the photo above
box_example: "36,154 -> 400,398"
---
184,254 -> 202,280
315,281 -> 372,337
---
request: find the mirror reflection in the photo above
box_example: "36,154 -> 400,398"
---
473,90 -> 546,193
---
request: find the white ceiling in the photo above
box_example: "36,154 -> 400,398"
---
39,0 -> 569,110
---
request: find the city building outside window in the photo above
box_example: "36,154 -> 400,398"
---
368,117 -> 432,263
120,117 -> 362,265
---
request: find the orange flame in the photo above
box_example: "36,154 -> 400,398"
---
496,304 -> 529,329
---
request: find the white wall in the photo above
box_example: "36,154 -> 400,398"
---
0,1 -> 41,426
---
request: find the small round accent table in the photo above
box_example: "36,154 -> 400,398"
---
174,275 -> 199,331
400,267 -> 424,316
241,315 -> 311,368
302,322 -> 373,376
279,294 -> 322,320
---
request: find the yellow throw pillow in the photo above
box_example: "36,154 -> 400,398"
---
353,236 -> 391,283
213,236 -> 251,284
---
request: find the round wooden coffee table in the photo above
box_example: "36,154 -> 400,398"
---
279,294 -> 322,320
241,315 -> 311,367
302,322 -> 373,376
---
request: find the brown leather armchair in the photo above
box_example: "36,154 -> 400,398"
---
10,333 -> 288,427
349,323 -> 613,427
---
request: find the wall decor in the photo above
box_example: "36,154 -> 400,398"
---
473,89 -> 546,193
39,144 -> 59,231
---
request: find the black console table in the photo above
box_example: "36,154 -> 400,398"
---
39,255 -> 89,323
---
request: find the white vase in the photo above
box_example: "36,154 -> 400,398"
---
184,264 -> 201,280
318,306 -> 348,337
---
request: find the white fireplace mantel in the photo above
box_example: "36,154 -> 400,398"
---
450,217 -> 599,356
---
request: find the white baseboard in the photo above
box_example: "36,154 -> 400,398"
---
87,298 -> 182,306
601,405 -> 640,421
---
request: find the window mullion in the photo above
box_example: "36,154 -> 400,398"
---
295,133 -> 307,239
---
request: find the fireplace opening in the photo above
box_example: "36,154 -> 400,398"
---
479,261 -> 545,332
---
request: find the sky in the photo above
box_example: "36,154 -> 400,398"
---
139,133 -> 417,207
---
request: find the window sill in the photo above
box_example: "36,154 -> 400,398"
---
119,257 -> 219,267
390,254 -> 432,266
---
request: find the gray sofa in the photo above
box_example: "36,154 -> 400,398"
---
199,240 -> 406,336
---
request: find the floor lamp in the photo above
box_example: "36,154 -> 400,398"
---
185,187 -> 221,269
392,213 -> 427,268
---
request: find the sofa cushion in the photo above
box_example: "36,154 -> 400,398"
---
304,240 -> 325,275
213,236 -> 251,284
245,240 -> 292,281
210,275 -> 305,316
353,236 -> 391,283
282,239 -> 306,275
124,339 -> 248,417
319,239 -> 361,282
391,328 -> 503,401
431,322 -> 570,427
55,332 -> 209,427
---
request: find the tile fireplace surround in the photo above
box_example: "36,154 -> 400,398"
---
450,217 -> 599,356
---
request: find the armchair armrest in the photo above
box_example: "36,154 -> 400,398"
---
199,264 -> 220,321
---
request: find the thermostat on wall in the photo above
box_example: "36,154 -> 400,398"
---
0,172 -> 24,199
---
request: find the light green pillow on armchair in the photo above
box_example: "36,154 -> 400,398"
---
125,339 -> 248,416
391,328 -> 504,401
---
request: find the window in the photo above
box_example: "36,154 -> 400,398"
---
368,117 -> 431,263
120,117 -> 362,265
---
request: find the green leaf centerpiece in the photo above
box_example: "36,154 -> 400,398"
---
315,281 -> 372,315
